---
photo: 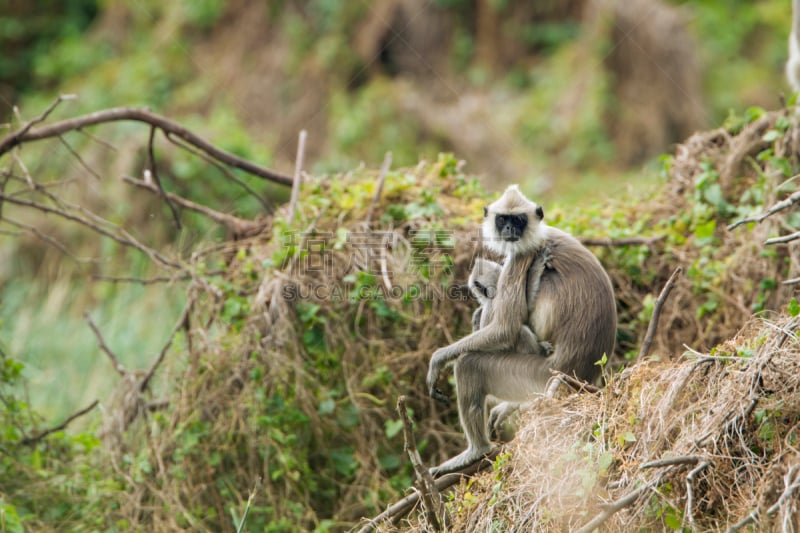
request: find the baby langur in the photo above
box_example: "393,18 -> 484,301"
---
427,185 -> 616,476
468,258 -> 553,356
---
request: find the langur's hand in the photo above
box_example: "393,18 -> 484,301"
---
427,350 -> 450,404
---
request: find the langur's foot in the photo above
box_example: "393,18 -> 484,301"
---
429,446 -> 495,477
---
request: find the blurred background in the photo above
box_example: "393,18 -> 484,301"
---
0,0 -> 794,419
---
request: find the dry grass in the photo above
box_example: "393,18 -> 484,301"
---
394,315 -> 800,532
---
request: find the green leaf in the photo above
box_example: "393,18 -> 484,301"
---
762,129 -> 781,142
385,419 -> 403,439
789,298 -> 800,317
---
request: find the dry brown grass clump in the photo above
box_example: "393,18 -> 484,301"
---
397,315 -> 800,531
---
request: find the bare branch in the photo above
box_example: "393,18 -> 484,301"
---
19,399 -> 98,446
84,313 -> 127,377
163,131 -> 273,213
287,130 -> 307,224
397,395 -> 444,531
766,231 -> 800,245
638,266 -> 682,360
57,135 -> 102,180
0,107 -> 293,186
139,296 -> 193,392
0,192 -> 181,269
358,450 -> 499,532
547,370 -> 600,395
580,235 -> 665,247
639,455 -> 701,470
728,190 -> 800,230
13,94 -> 76,141
122,175 -> 266,237
575,478 -> 660,533
685,460 -> 710,529
146,126 -> 182,229
366,152 -> 392,227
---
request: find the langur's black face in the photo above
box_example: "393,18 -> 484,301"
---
494,213 -> 528,242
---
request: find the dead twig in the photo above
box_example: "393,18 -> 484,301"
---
0,192 -> 181,269
766,231 -> 800,245
546,370 -> 601,396
122,175 -> 266,237
575,477 -> 661,533
685,461 -> 710,530
287,130 -> 307,224
163,131 -> 273,213
12,94 -> 76,141
139,296 -> 193,393
0,106 -> 293,185
19,399 -> 98,446
638,266 -> 682,360
85,313 -> 127,377
358,450 -> 499,532
580,235 -> 665,247
397,395 -> 444,531
639,455 -> 701,470
365,152 -> 392,227
728,190 -> 800,230
146,126 -> 181,229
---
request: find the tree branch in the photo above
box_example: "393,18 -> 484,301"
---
358,450 -> 499,532
146,126 -> 181,229
397,395 -> 444,531
580,235 -> 665,247
638,266 -> 682,360
19,399 -> 98,446
84,313 -> 127,377
122,175 -> 266,237
728,190 -> 800,230
0,107 -> 293,186
287,130 -> 307,224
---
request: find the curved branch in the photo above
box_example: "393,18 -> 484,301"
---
0,107 -> 293,186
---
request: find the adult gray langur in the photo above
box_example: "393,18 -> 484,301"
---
427,185 -> 617,476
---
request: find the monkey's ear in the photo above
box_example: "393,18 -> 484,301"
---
483,206 -> 488,218
535,205 -> 544,220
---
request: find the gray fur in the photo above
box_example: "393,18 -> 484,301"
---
428,185 -> 617,477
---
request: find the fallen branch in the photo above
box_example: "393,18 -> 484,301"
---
397,395 -> 444,531
358,450 -> 499,532
140,296 -> 194,393
638,266 -> 682,360
19,399 -> 98,446
575,477 -> 661,533
0,106 -> 293,186
639,455 -> 701,470
580,235 -> 665,247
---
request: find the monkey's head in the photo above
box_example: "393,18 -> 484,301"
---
482,185 -> 545,257
468,258 -> 501,304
